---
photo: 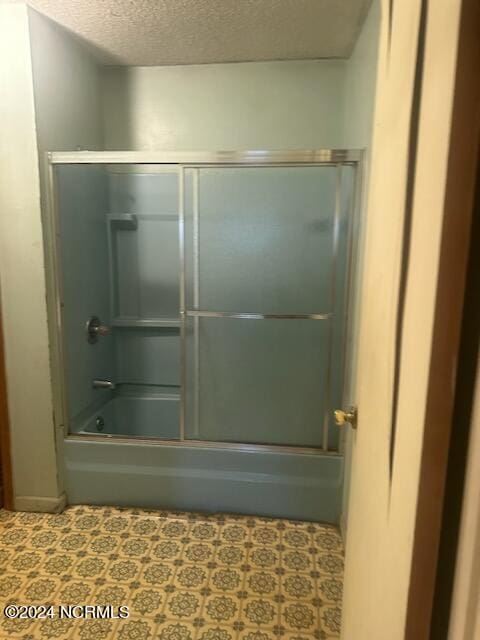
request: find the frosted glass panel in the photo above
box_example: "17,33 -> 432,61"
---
108,171 -> 179,215
183,164 -> 354,450
111,215 -> 179,319
185,317 -> 328,447
56,165 -> 114,425
185,167 -> 337,314
56,161 -> 354,450
329,165 -> 355,450
108,170 -> 180,320
56,165 -> 181,439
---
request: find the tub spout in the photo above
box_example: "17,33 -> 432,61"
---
92,379 -> 116,390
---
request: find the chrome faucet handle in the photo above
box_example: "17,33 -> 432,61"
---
92,379 -> 116,390
86,316 -> 111,344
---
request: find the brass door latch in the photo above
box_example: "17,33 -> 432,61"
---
334,406 -> 358,430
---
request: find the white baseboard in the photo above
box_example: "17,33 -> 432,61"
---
14,493 -> 67,513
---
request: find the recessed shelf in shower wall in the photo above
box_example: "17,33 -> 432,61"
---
107,210 -> 180,322
107,213 -> 138,230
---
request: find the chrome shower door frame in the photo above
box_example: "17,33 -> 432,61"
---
46,149 -> 363,456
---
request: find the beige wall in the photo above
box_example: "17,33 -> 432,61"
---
0,5 -> 104,510
0,6 -> 355,511
0,4 -> 60,510
28,8 -> 105,502
28,9 -> 104,154
101,60 -> 347,150
1,4 -> 375,517
0,7 -> 351,510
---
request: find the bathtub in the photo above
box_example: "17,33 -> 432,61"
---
78,394 -> 180,440
66,392 -> 343,523
64,437 -> 343,523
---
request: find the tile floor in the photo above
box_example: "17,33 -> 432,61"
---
0,506 -> 343,640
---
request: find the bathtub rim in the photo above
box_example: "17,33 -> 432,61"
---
65,433 -> 342,457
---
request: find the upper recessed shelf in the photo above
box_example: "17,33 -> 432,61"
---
107,213 -> 138,230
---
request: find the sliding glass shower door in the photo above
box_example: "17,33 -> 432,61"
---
52,153 -> 356,451
183,165 -> 354,450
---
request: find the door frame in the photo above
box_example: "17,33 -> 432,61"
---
405,0 -> 480,636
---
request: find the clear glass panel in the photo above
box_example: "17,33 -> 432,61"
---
185,317 -> 329,447
184,167 -> 337,314
56,164 -> 181,440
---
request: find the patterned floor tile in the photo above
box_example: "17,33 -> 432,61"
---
30,616 -> 74,640
0,505 -> 343,639
238,628 -> 278,640
239,597 -> 278,628
155,620 -> 198,640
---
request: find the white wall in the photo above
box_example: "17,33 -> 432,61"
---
340,0 -> 381,536
102,60 -> 347,150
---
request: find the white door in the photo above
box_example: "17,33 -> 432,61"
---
341,1 -> 464,638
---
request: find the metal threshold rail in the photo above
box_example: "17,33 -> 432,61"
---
48,149 -> 363,165
184,310 -> 331,320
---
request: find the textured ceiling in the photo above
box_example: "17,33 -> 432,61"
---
8,0 -> 372,66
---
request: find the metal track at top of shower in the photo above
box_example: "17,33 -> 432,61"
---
48,149 -> 362,165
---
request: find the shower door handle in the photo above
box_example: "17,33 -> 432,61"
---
86,316 -> 111,343
95,324 -> 111,336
